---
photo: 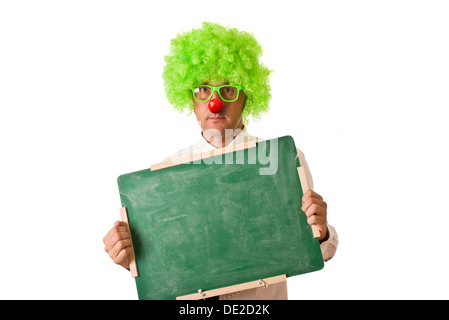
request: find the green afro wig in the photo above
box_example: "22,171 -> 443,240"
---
162,22 -> 272,123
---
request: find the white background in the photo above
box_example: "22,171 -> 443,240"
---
1,0 -> 448,299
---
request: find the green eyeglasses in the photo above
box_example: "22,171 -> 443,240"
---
192,85 -> 244,102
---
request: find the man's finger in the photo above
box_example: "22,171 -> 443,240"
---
302,189 -> 323,202
307,214 -> 326,226
304,203 -> 325,218
109,239 -> 132,263
103,223 -> 128,244
302,200 -> 327,216
115,248 -> 130,265
104,231 -> 131,253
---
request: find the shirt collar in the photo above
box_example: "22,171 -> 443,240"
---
199,126 -> 249,150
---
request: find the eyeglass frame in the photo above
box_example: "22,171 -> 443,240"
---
191,85 -> 244,103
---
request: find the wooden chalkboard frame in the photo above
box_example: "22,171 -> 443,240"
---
117,136 -> 324,300
176,274 -> 287,300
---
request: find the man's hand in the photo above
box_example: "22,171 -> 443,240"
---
301,190 -> 329,242
103,221 -> 132,270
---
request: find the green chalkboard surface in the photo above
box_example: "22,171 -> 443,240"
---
117,136 -> 323,300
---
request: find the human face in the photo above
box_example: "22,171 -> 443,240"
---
193,82 -> 246,147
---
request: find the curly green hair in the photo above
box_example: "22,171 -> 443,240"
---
162,22 -> 272,123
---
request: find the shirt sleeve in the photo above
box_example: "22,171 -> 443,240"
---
296,148 -> 338,262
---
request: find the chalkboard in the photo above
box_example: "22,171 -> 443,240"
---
117,136 -> 324,300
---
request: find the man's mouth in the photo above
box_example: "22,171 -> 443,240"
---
209,116 -> 225,120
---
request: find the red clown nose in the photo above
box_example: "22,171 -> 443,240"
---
208,99 -> 223,114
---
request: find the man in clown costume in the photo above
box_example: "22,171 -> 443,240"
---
103,22 -> 338,300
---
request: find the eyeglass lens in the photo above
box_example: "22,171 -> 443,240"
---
194,86 -> 238,101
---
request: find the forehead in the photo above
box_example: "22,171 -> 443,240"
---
204,80 -> 230,86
